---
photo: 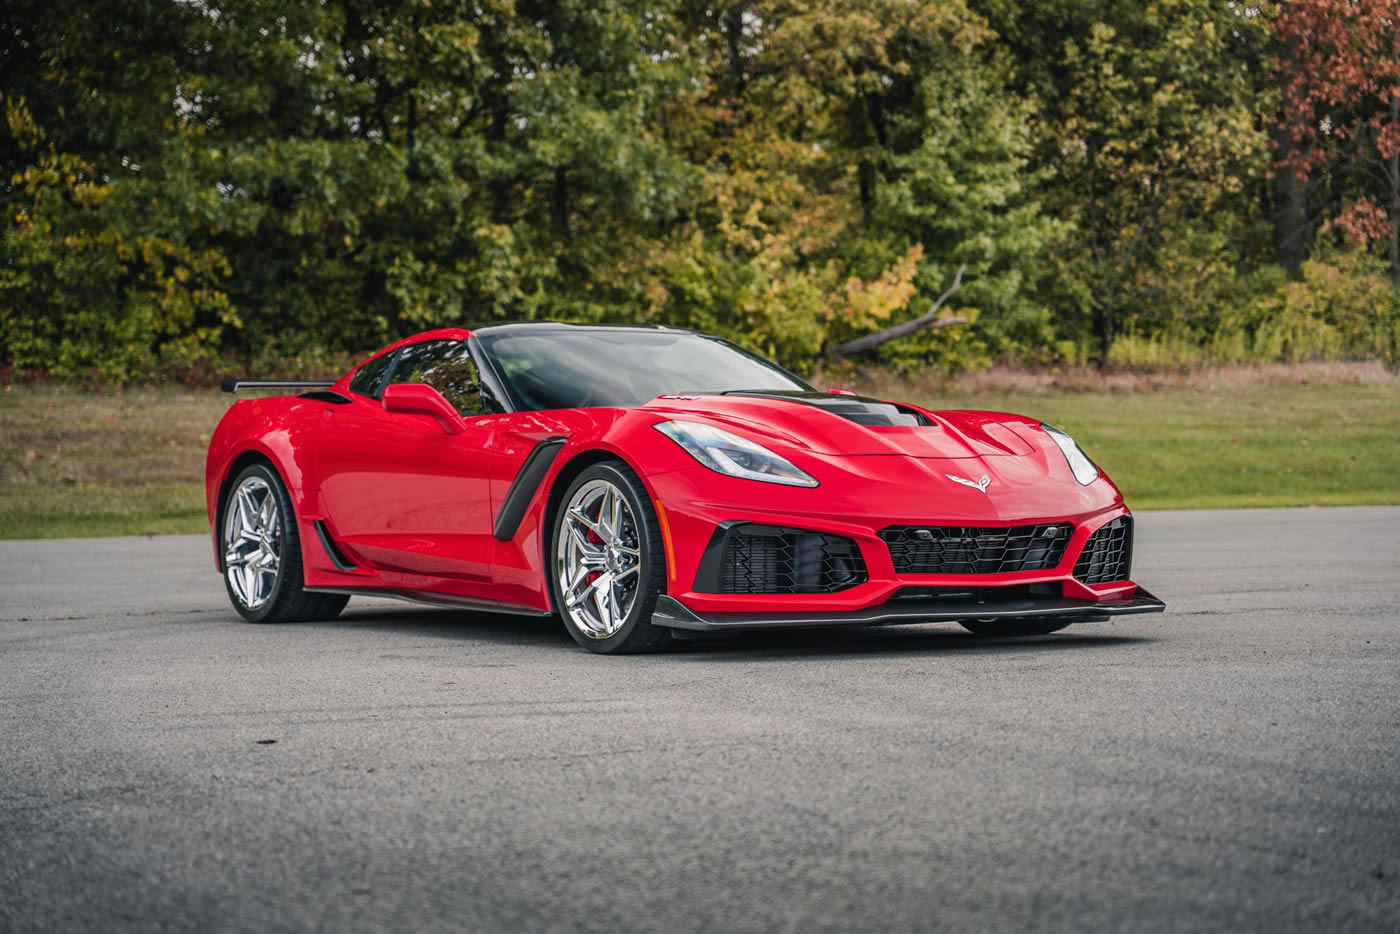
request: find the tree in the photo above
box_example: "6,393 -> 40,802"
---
1276,0 -> 1400,282
972,0 -> 1273,360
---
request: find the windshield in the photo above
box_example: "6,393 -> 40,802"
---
477,329 -> 814,411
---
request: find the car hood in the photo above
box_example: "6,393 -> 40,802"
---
640,391 -> 1037,459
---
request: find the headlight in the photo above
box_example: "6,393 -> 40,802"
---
1042,424 -> 1099,485
654,420 -> 818,487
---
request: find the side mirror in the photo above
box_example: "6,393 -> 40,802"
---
382,383 -> 466,435
827,388 -> 858,397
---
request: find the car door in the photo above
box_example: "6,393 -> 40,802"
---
317,338 -> 498,584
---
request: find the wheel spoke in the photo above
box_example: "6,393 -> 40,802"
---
236,487 -> 259,536
612,563 -> 639,583
256,492 -> 276,530
604,487 -> 622,542
240,565 -> 258,604
568,505 -> 605,539
225,547 -> 246,569
567,521 -> 605,561
609,576 -> 625,624
613,543 -> 640,558
591,574 -> 614,632
562,567 -> 596,609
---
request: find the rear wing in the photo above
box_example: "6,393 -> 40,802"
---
220,379 -> 336,394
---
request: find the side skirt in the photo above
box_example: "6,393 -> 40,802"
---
305,586 -> 552,618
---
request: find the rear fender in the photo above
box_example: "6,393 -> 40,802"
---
205,398 -> 323,573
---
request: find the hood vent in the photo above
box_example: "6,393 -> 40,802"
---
724,390 -> 930,428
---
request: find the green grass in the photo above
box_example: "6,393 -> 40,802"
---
1,378 -> 1397,539
907,382 -> 1400,511
0,482 -> 208,539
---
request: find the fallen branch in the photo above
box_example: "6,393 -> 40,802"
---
824,263 -> 968,360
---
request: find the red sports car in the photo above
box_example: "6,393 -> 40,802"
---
208,323 -> 1164,653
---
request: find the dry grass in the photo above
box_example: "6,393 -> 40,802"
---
825,360 -> 1399,397
0,386 -> 228,538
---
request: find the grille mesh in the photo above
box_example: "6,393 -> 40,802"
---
719,526 -> 867,594
879,524 -> 1072,575
1073,516 -> 1133,584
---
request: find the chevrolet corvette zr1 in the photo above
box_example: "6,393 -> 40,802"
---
207,323 -> 1164,653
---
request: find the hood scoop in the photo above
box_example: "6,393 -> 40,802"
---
723,391 -> 929,428
644,391 -> 1030,458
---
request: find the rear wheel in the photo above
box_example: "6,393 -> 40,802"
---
221,463 -> 348,623
549,461 -> 671,655
959,618 -> 1071,637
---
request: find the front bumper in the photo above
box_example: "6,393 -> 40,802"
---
646,464 -> 1162,629
652,587 -> 1165,632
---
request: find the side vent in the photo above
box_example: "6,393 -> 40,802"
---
313,520 -> 358,571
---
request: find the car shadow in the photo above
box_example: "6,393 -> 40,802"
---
317,603 -> 574,649
670,626 -> 1154,662
313,602 -> 1155,660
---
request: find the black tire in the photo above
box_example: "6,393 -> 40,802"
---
221,462 -> 349,624
548,460 -> 672,655
958,618 -> 1071,637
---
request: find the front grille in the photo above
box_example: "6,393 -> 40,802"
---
1074,516 -> 1133,584
710,525 -> 867,594
879,523 -> 1072,575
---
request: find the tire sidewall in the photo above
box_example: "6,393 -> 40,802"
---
549,462 -> 665,653
222,463 -> 292,623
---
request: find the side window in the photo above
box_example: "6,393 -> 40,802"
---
349,352 -> 395,398
387,340 -> 489,416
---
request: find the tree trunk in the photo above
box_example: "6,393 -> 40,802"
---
1273,38 -> 1309,276
825,265 -> 967,360
553,167 -> 569,236
725,6 -> 746,98
1273,126 -> 1310,277
858,159 -> 875,222
1390,95 -> 1399,284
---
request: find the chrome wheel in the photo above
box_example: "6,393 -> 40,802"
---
556,479 -> 643,639
223,476 -> 281,610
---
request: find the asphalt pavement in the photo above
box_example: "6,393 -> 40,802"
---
2,507 -> 1398,933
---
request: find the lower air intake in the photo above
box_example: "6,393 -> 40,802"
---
699,524 -> 868,594
1074,516 -> 1133,585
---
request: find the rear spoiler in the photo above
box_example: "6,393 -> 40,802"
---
221,379 -> 337,394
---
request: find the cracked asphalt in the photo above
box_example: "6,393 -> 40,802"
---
2,507 -> 1398,932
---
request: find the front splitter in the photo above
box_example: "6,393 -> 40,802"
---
651,588 -> 1166,632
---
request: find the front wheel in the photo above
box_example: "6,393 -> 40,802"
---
221,462 -> 348,623
958,618 -> 1071,637
549,461 -> 672,654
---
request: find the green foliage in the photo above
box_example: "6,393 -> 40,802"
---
1108,242 -> 1400,369
1,0 -> 1397,383
1225,244 -> 1400,366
